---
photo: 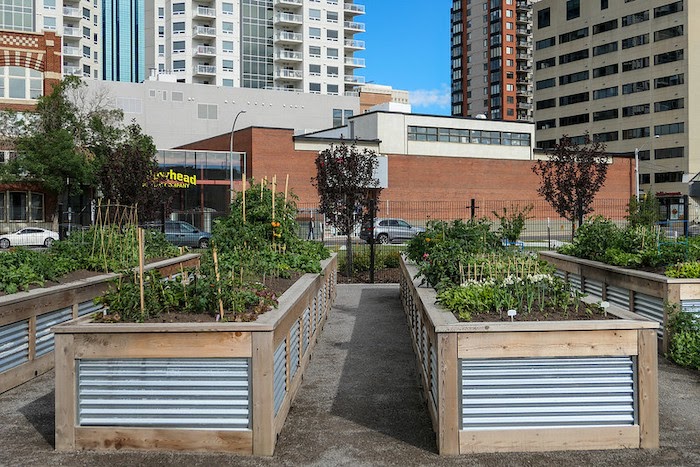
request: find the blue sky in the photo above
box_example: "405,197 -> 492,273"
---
358,1 -> 451,115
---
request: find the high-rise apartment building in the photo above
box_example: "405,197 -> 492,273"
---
533,0 -> 697,215
0,0 -> 101,80
450,0 -> 535,120
103,0 -> 145,82
145,0 -> 365,95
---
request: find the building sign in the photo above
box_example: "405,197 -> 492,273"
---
155,169 -> 197,189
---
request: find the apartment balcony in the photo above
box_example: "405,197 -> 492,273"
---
344,39 -> 365,50
275,0 -> 302,8
274,12 -> 302,25
275,50 -> 303,61
275,68 -> 303,80
275,31 -> 303,43
344,3 -> 365,16
62,6 -> 80,18
517,101 -> 532,110
344,75 -> 365,84
344,21 -> 365,32
193,26 -> 216,37
194,65 -> 216,75
63,26 -> 81,38
62,45 -> 81,58
344,56 -> 365,68
344,90 -> 360,97
193,45 -> 216,56
62,65 -> 82,76
194,6 -> 216,18
516,14 -> 529,23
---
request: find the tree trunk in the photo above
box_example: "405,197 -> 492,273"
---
346,232 -> 353,278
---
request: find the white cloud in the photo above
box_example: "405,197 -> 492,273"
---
408,84 -> 451,109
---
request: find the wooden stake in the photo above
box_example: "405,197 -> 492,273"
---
242,172 -> 247,223
271,175 -> 276,221
138,227 -> 145,318
284,174 -> 289,204
212,247 -> 224,320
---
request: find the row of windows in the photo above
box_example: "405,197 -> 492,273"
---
538,120 -> 684,140
537,0 -> 682,29
407,126 -> 531,146
0,191 -> 45,222
537,46 -> 683,71
0,66 -> 43,100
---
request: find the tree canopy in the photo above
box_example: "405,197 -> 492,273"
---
532,134 -> 609,227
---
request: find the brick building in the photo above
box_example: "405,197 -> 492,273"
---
177,111 -> 634,219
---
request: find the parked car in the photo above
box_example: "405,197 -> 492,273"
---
146,220 -> 212,248
359,218 -> 425,244
0,227 -> 59,249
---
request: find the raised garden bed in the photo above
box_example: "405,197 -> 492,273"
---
0,253 -> 200,394
53,254 -> 336,455
400,255 -> 659,454
540,250 -> 700,352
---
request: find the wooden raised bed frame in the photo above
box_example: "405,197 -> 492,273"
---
400,256 -> 659,455
0,254 -> 200,394
53,254 -> 337,456
540,250 -> 700,352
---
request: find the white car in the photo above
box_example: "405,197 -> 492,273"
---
0,228 -> 59,249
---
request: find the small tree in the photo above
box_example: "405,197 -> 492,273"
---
532,134 -> 609,234
626,193 -> 660,228
312,141 -> 381,276
492,204 -> 534,243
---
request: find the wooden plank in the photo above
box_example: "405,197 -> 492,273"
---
637,329 -> 660,449
251,331 -> 275,456
437,333 -> 459,455
74,427 -> 252,454
54,333 -> 76,451
27,316 -> 36,360
0,353 -> 54,395
74,332 -> 252,358
459,426 -> 640,453
458,330 -> 638,359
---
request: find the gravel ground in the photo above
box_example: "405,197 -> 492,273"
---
0,284 -> 698,467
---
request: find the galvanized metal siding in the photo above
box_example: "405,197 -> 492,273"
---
78,300 -> 105,317
0,320 -> 29,374
35,306 -> 73,357
568,273 -> 582,292
290,319 -> 300,379
680,300 -> 700,317
633,292 -> 664,336
460,357 -> 635,430
273,339 -> 287,416
77,358 -> 251,429
607,285 -> 630,310
554,269 -> 565,280
584,278 -> 603,299
302,307 -> 310,353
430,344 -> 438,409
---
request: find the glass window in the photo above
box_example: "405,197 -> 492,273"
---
309,64 -> 321,75
332,108 -> 342,126
309,27 -> 321,39
327,84 -> 339,94
30,193 -> 43,221
0,192 -> 4,221
172,22 -> 185,34
566,0 -> 580,20
172,41 -> 185,52
327,66 -> 338,77
0,0 -> 33,31
222,60 -> 234,71
172,3 -> 185,14
222,41 -> 234,53
44,0 -> 55,8
309,9 -> 321,20
172,60 -> 185,71
327,29 -> 338,41
222,22 -> 233,33
43,16 -> 56,30
326,48 -> 338,59
222,79 -> 234,87
537,8 -> 550,28
9,192 -> 26,221
327,11 -> 338,22
309,46 -> 321,57
222,2 -> 234,14
310,82 -> 321,93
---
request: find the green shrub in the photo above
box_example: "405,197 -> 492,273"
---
667,304 -> 700,370
336,246 -> 402,274
666,262 -> 700,278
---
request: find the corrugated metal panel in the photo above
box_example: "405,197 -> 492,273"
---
421,327 -> 429,378
633,293 -> 664,336
430,344 -> 437,409
569,273 -> 582,292
607,285 -> 630,310
302,307 -> 310,354
310,299 -> 317,336
680,300 -> 700,318
290,319 -> 300,379
317,290 -> 323,324
0,320 -> 29,374
273,340 -> 287,417
78,300 -> 106,317
584,278 -> 603,299
35,306 -> 73,357
554,270 -> 566,280
77,358 -> 250,429
460,357 -> 635,430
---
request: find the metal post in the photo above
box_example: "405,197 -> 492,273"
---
229,110 -> 247,206
369,198 -> 376,284
635,147 -> 640,200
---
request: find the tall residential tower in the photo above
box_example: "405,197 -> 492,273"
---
451,0 -> 535,120
145,0 -> 365,95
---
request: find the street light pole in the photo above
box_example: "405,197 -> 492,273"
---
229,110 -> 247,205
635,135 -> 660,200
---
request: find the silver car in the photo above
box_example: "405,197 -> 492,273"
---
360,218 -> 425,244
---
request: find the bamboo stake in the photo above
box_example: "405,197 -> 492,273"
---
284,174 -> 289,204
242,172 -> 247,223
212,247 -> 224,320
138,227 -> 145,318
271,174 -> 277,221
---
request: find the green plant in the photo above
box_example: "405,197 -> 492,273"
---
626,194 -> 661,228
666,303 -> 700,370
666,262 -> 700,279
492,204 -> 534,243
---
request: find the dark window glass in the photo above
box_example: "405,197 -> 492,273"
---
560,113 -> 590,126
654,122 -> 684,135
622,104 -> 650,117
622,57 -> 649,72
654,25 -> 683,42
559,92 -> 589,106
593,86 -> 618,100
601,0 -> 609,9
537,119 -> 556,130
654,98 -> 684,112
536,57 -> 556,70
621,34 -> 648,49
654,73 -> 684,89
593,42 -> 618,56
559,27 -> 588,44
593,64 -> 618,78
622,80 -> 650,94
621,10 -> 649,26
559,49 -> 589,65
566,0 -> 580,20
593,109 -> 619,121
593,131 -> 618,142
536,78 -> 556,90
559,70 -> 589,85
655,171 -> 684,183
538,8 -> 550,28
654,1 -> 683,18
536,98 -> 556,110
655,50 -> 683,65
655,147 -> 684,160
593,19 -> 618,35
535,37 -> 556,50
622,127 -> 650,139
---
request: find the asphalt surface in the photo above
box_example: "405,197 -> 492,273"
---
0,284 -> 699,466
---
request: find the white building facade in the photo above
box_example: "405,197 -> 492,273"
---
145,0 -> 365,95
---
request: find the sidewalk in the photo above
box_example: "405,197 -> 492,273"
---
0,284 -> 698,466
